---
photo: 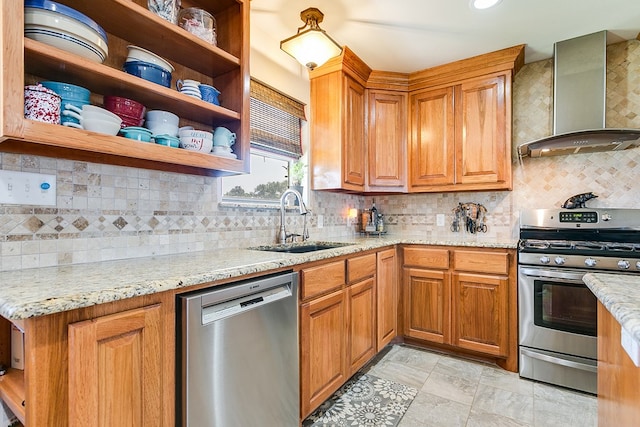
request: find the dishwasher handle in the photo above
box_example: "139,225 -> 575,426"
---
201,283 -> 292,324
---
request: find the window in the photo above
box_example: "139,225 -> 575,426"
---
222,79 -> 306,205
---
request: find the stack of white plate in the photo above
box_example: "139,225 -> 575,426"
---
24,0 -> 108,63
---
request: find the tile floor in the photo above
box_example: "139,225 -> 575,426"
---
360,344 -> 597,427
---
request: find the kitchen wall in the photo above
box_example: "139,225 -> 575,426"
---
0,39 -> 638,272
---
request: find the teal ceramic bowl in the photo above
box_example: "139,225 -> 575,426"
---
120,126 -> 152,142
154,134 -> 180,148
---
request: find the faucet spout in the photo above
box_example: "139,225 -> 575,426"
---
279,188 -> 307,244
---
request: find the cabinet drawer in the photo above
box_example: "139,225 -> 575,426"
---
347,254 -> 376,283
453,250 -> 509,275
301,261 -> 346,300
403,247 -> 449,269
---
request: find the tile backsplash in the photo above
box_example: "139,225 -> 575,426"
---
1,40 -> 639,271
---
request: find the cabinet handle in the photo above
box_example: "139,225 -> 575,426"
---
521,348 -> 597,373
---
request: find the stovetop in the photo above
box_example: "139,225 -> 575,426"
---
519,208 -> 640,272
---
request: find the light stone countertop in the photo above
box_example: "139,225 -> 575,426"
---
583,273 -> 640,345
0,234 -> 517,320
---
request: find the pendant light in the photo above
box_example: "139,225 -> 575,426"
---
280,8 -> 343,70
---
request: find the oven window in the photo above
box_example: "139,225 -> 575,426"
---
533,280 -> 597,336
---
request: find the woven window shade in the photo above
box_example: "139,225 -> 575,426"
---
250,79 -> 305,158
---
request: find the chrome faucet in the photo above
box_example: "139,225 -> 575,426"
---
279,188 -> 308,244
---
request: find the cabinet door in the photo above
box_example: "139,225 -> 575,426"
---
403,267 -> 450,344
409,86 -> 455,189
455,73 -> 510,187
367,90 -> 407,191
452,272 -> 508,356
343,75 -> 366,188
348,277 -> 376,375
377,248 -> 398,351
300,289 -> 348,418
68,304 -> 163,427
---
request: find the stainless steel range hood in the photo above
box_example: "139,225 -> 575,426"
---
518,31 -> 640,158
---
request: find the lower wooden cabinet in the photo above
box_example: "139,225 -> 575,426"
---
68,304 -> 163,427
376,248 -> 398,351
300,289 -> 348,418
404,267 -> 450,344
300,251 -> 380,418
452,272 -> 508,356
597,301 -> 640,426
402,245 -> 516,370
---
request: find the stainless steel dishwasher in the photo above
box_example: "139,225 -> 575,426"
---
178,271 -> 299,426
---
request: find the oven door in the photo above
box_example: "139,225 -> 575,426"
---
518,266 -> 597,359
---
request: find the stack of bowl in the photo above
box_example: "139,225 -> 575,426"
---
24,0 -> 108,63
145,110 -> 179,137
62,104 -> 122,135
104,96 -> 146,128
40,81 -> 90,127
123,45 -> 174,88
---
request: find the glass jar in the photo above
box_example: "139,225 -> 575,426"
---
147,0 -> 180,24
178,7 -> 217,46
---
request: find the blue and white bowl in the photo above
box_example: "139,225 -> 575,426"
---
24,0 -> 108,63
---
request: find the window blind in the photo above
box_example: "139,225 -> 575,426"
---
250,79 -> 305,158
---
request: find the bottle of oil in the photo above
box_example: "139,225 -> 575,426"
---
370,199 -> 377,230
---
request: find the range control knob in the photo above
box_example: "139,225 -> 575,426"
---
585,258 -> 597,268
601,213 -> 612,222
618,260 -> 630,270
540,256 -> 551,265
554,256 -> 566,266
636,261 -> 640,270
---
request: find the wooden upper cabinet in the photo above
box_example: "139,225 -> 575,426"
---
409,87 -> 455,188
310,47 -> 371,192
367,90 -> 408,191
68,304 -> 163,427
409,71 -> 512,192
455,73 -> 510,187
344,77 -> 367,187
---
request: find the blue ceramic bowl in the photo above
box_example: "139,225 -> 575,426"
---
40,81 -> 90,102
123,60 -> 171,88
120,126 -> 153,142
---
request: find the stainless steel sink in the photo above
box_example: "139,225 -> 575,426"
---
251,242 -> 353,254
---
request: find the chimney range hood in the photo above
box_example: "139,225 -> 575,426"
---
517,31 -> 640,158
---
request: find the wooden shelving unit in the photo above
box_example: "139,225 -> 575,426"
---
0,0 -> 250,176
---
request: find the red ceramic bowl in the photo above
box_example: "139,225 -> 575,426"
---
104,96 -> 146,119
119,113 -> 145,129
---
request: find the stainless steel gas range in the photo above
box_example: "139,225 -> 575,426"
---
518,208 -> 640,394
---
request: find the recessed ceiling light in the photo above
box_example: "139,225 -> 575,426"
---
470,0 -> 503,10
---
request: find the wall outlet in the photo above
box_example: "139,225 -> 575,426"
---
436,214 -> 445,227
0,170 -> 56,206
317,214 -> 324,228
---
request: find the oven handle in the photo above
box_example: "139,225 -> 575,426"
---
521,348 -> 597,373
519,267 -> 587,282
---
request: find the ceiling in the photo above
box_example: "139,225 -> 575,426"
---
250,0 -> 640,74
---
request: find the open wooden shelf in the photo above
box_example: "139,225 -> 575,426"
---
0,369 -> 25,425
1,0 -> 250,176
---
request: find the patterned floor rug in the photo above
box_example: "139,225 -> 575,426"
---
303,373 -> 418,427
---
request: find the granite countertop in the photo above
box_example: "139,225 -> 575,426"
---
584,273 -> 640,345
0,234 -> 516,320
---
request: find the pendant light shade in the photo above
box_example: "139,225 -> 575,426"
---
280,8 -> 342,70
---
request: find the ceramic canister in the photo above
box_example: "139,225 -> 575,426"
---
24,84 -> 62,124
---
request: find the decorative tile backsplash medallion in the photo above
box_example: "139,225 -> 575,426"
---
1,39 -> 639,271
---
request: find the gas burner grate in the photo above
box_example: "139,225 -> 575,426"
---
572,241 -> 605,251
